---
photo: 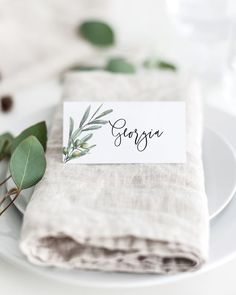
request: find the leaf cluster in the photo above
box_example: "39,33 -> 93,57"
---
63,104 -> 113,163
0,122 -> 47,215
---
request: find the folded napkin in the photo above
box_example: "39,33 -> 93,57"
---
20,71 -> 209,274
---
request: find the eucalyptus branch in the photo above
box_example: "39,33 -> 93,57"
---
63,104 -> 113,163
0,122 -> 47,216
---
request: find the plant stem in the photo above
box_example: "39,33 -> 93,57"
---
0,188 -> 18,207
0,189 -> 21,216
0,175 -> 11,186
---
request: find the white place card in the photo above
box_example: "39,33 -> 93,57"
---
63,101 -> 186,164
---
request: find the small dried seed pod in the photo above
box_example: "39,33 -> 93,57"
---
1,95 -> 13,112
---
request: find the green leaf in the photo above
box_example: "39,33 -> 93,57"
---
80,133 -> 93,143
71,128 -> 82,141
67,64 -> 102,72
143,58 -> 177,71
0,133 -> 14,160
69,117 -> 74,138
60,65 -> 103,84
157,60 -> 177,71
79,20 -> 115,47
90,104 -> 103,121
88,120 -> 108,125
63,147 -> 68,155
82,125 -> 102,132
89,144 -> 96,149
79,105 -> 91,128
105,58 -> 136,74
11,121 -> 47,153
79,150 -> 90,157
10,136 -> 46,190
95,109 -> 113,120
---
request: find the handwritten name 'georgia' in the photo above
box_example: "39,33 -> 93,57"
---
109,119 -> 164,152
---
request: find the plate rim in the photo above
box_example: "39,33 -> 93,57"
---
205,127 -> 236,220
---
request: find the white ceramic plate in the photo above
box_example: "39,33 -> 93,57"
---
0,81 -> 236,288
203,128 -> 236,219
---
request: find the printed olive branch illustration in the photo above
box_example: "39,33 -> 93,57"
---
63,104 -> 113,163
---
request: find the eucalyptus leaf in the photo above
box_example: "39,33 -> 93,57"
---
69,117 -> 74,138
89,144 -> 96,149
79,150 -> 90,157
71,128 -> 82,141
0,133 -> 14,160
79,20 -> 114,47
67,64 -> 102,72
90,104 -> 103,121
88,120 -> 108,125
11,121 -> 47,152
143,58 -> 177,71
82,125 -> 102,132
95,109 -> 113,120
60,65 -> 102,84
63,147 -> 68,155
105,58 -> 136,74
157,60 -> 177,71
80,133 -> 93,143
79,105 -> 91,127
10,136 -> 46,190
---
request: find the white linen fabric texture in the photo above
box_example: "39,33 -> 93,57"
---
20,71 -> 209,274
0,0 -> 108,94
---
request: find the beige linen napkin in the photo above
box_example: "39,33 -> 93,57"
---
20,71 -> 209,274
